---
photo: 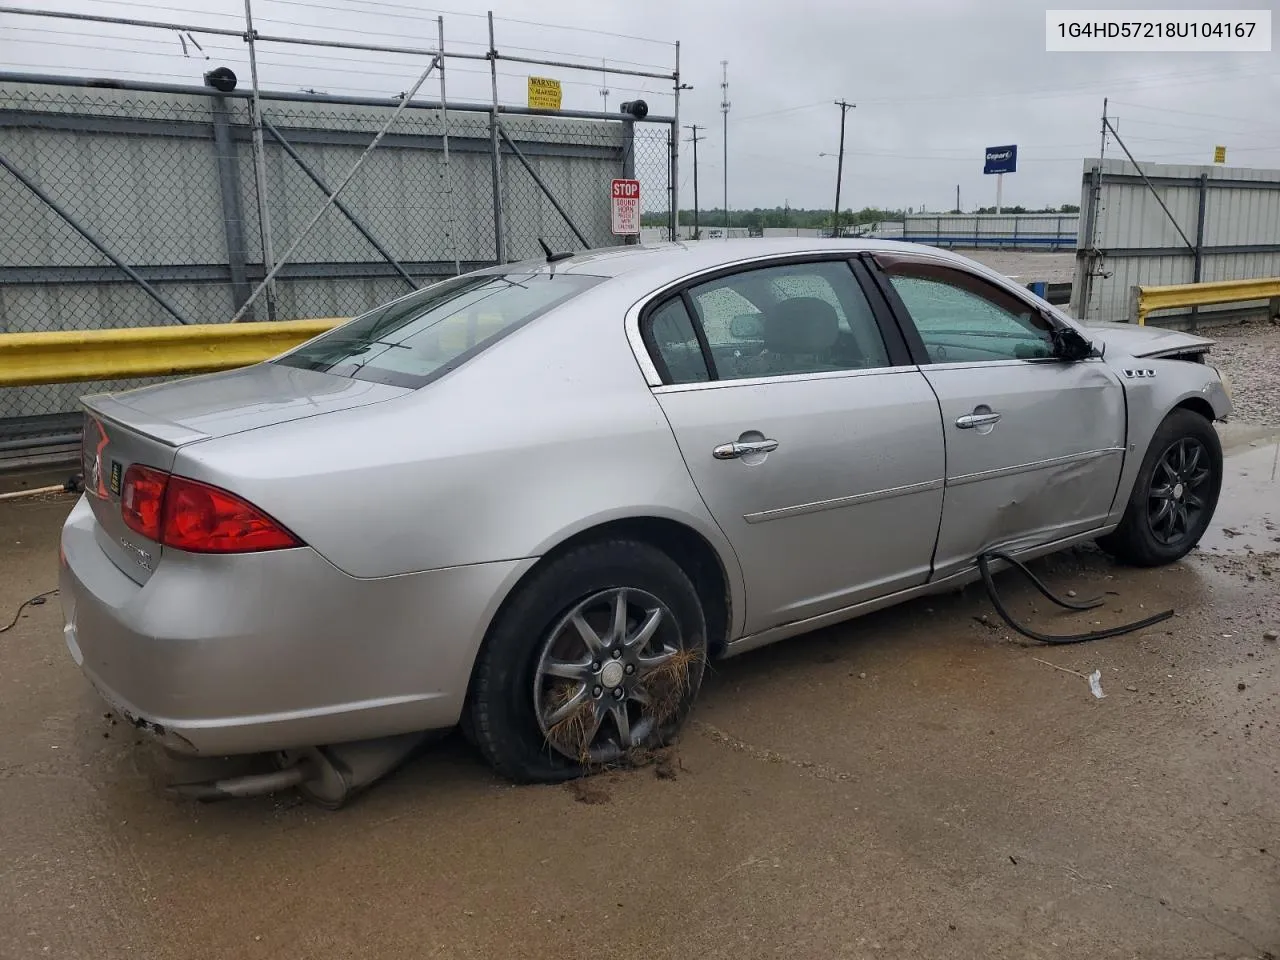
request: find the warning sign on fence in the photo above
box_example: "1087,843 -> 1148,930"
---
611,178 -> 641,236
527,76 -> 562,111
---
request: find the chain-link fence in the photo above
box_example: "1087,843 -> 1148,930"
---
0,74 -> 676,453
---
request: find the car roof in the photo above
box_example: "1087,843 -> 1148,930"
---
491,238 -> 977,281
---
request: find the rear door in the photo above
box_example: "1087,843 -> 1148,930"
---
641,257 -> 946,636
865,253 -> 1126,580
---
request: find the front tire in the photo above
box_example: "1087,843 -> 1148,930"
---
468,539 -> 707,783
1097,408 -> 1222,567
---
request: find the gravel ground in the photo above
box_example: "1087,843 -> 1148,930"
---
1204,321 -> 1280,426
958,249 -> 1077,284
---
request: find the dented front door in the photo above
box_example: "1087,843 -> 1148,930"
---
923,359 -> 1126,579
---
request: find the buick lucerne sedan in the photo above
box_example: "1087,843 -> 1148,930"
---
60,239 -> 1231,790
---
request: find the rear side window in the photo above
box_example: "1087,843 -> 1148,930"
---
274,272 -> 601,388
646,260 -> 890,383
648,297 -> 711,384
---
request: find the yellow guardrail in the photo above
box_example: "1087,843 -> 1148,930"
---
0,318 -> 346,387
1133,277 -> 1280,326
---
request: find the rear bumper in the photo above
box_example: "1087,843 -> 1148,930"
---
59,495 -> 534,756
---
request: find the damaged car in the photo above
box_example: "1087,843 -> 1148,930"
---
58,239 -> 1231,802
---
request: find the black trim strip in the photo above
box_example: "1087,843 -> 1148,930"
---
858,253 -> 931,365
681,290 -> 720,381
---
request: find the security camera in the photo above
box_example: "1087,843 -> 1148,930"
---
203,67 -> 238,93
619,99 -> 648,120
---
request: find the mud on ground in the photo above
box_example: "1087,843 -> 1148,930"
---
1,438 -> 1277,960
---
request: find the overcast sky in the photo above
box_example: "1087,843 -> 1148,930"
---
2,0 -> 1277,213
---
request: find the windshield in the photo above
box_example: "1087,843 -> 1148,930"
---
273,271 -> 602,389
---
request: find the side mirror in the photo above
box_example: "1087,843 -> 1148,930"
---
729,314 -> 765,340
1051,326 -> 1096,362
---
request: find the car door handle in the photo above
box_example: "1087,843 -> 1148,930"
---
955,412 -> 1002,429
713,439 -> 779,459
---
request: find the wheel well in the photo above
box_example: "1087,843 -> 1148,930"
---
1173,397 -> 1216,422
535,518 -> 733,657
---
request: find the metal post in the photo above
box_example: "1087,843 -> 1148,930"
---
1076,164 -> 1102,319
995,172 -> 1003,215
671,41 -> 681,240
261,118 -> 418,291
209,92 -> 253,317
833,100 -> 853,238
685,124 -> 703,239
621,118 -> 637,244
244,0 -> 278,319
438,15 -> 460,275
720,60 -> 730,234
622,121 -> 636,180
1191,172 -> 1209,331
487,11 -> 506,264
0,151 -> 192,325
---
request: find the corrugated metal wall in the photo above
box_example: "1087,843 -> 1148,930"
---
898,214 -> 1078,249
1072,157 -> 1280,325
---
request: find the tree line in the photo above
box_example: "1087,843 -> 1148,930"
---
641,203 -> 1080,229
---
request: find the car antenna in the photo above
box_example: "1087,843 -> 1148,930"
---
537,237 -> 575,265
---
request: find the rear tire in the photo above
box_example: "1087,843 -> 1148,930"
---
467,539 -> 707,784
1097,408 -> 1222,567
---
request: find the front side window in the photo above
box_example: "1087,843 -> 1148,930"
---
654,260 -> 889,383
274,271 -> 601,388
876,256 -> 1055,363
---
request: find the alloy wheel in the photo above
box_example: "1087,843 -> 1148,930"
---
533,587 -> 693,764
1146,437 -> 1213,547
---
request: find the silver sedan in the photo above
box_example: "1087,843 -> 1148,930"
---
59,239 -> 1231,792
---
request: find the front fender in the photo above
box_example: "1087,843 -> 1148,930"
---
1106,356 -> 1232,524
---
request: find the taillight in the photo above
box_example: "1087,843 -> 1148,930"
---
120,467 -> 300,554
162,476 -> 300,553
121,465 -> 168,541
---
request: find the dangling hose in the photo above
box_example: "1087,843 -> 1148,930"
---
977,549 -> 1174,645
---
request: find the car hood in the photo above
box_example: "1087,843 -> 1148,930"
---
1082,321 -> 1214,359
82,362 -> 411,446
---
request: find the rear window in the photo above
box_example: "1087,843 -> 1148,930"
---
273,271 -> 602,388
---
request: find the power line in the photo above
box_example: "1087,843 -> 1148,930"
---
734,100 -> 829,123
1107,98 -> 1276,127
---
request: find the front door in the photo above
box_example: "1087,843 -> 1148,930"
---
868,253 -> 1126,580
643,258 -> 946,635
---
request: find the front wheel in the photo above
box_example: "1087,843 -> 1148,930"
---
1097,408 -> 1222,567
467,539 -> 708,783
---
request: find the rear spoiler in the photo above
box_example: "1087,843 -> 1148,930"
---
80,393 -> 211,447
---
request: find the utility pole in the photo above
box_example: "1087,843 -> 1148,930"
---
599,59 -> 609,113
832,99 -> 854,238
684,124 -> 705,239
720,60 -> 730,234
955,184 -> 961,213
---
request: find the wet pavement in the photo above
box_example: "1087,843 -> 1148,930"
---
1,432 -> 1278,960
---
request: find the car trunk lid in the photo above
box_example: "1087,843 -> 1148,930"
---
79,364 -> 410,584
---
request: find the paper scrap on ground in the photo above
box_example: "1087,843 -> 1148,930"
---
1088,670 -> 1106,699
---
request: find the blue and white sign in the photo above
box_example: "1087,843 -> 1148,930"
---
984,145 -> 1017,175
